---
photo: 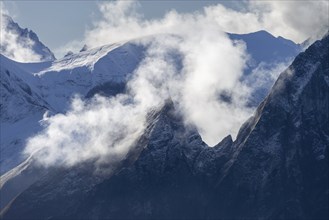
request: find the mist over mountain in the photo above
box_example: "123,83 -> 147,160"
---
0,16 -> 301,176
0,10 -> 328,220
0,14 -> 55,62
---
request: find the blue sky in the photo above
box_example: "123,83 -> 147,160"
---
3,1 -> 241,57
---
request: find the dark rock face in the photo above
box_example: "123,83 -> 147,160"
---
209,33 -> 329,220
2,35 -> 328,220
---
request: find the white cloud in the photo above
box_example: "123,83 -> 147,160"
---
26,95 -> 148,171
177,25 -> 251,145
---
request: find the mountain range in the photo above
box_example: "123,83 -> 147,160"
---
0,16 -> 327,220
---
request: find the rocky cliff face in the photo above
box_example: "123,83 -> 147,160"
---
209,31 -> 329,220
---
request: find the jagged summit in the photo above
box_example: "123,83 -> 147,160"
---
0,14 -> 55,62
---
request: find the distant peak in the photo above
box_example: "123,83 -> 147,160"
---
0,14 -> 56,62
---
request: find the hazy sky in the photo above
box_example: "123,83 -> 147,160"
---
2,0 -> 242,58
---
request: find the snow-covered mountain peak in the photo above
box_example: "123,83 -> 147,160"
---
36,42 -> 124,75
0,14 -> 55,62
14,40 -> 145,112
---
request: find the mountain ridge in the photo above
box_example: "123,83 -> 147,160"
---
1,31 -> 328,220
